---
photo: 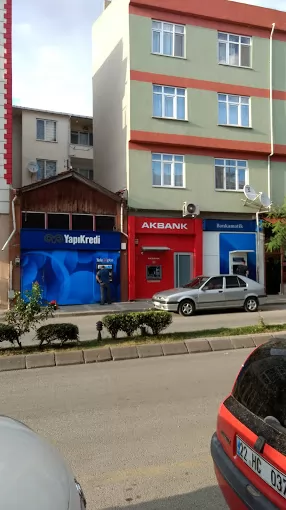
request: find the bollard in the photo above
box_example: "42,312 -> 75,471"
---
96,321 -> 103,342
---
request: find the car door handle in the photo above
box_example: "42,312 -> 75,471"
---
218,290 -> 223,293
244,289 -> 247,291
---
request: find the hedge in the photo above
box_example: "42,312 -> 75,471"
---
102,310 -> 172,339
0,324 -> 20,347
36,323 -> 79,347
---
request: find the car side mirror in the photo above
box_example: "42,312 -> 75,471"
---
201,286 -> 206,291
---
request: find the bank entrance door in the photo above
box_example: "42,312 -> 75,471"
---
174,253 -> 193,288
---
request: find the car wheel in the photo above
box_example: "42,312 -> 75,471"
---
178,299 -> 195,317
244,296 -> 258,312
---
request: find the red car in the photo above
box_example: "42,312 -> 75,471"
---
211,338 -> 286,509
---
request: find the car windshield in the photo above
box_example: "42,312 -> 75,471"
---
183,276 -> 209,289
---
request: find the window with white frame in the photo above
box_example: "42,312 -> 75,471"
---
152,20 -> 185,57
71,131 -> 93,146
218,32 -> 251,68
218,94 -> 250,127
152,153 -> 184,188
36,119 -> 57,142
153,85 -> 186,120
215,159 -> 248,191
37,159 -> 57,180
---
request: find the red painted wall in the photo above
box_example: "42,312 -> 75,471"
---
4,0 -> 12,185
128,216 -> 203,300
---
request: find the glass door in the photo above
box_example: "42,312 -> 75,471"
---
174,253 -> 193,288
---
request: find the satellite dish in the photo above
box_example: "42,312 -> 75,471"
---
259,193 -> 271,208
27,161 -> 39,174
243,185 -> 258,202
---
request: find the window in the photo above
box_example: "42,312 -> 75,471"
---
71,131 -> 93,146
72,214 -> 93,231
36,119 -> 57,142
204,277 -> 223,290
226,276 -> 240,288
96,216 -> 116,231
215,159 -> 248,191
22,212 -> 45,229
76,168 -> 94,181
218,94 -> 250,127
152,153 -> 184,188
146,265 -> 162,281
218,32 -> 251,68
37,159 -> 57,180
47,214 -> 69,230
152,20 -> 185,57
237,277 -> 247,288
153,85 -> 186,120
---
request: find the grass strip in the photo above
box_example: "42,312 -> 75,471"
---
0,323 -> 286,356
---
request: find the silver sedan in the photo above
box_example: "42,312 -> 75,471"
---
152,275 -> 267,317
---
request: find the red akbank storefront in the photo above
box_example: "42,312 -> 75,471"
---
128,216 -> 203,300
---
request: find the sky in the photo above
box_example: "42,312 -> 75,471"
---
12,0 -> 286,116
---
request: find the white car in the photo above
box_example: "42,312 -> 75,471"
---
152,274 -> 267,317
0,415 -> 86,509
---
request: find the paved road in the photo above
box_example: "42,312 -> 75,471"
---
16,303 -> 286,346
1,350 -> 250,509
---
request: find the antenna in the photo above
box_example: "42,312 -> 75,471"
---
259,193 -> 271,209
27,161 -> 39,174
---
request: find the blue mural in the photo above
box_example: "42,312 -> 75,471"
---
21,250 -> 121,305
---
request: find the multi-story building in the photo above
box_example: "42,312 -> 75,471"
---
0,0 -> 12,308
12,106 -> 94,187
92,0 -> 286,299
9,107 -> 128,305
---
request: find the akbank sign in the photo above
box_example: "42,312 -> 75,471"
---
137,217 -> 195,234
20,229 -> 121,252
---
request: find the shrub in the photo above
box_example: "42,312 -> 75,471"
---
0,324 -> 20,347
102,314 -> 122,339
119,312 -> 140,337
140,310 -> 172,336
36,323 -> 79,347
5,282 -> 54,344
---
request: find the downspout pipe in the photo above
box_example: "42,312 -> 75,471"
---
2,195 -> 17,251
268,22 -> 275,201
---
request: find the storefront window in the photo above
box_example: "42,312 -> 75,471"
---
146,265 -> 162,281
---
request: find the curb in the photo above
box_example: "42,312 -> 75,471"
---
0,331 -> 285,373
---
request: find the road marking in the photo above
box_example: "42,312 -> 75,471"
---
89,452 -> 211,486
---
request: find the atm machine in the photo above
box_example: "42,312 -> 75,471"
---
229,250 -> 254,276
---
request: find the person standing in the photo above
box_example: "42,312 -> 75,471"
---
96,265 -> 112,305
236,260 -> 249,278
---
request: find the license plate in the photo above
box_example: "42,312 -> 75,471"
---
236,436 -> 286,500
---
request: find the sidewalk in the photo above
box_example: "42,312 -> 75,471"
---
0,301 -> 153,320
0,295 -> 286,320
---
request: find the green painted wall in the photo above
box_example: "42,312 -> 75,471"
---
271,161 -> 286,206
128,149 -> 268,212
129,14 -> 277,90
130,81 -> 270,145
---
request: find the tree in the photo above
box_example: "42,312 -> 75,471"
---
264,199 -> 286,253
5,282 -> 54,348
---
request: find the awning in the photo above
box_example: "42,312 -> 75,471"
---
230,250 -> 255,254
141,246 -> 170,252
